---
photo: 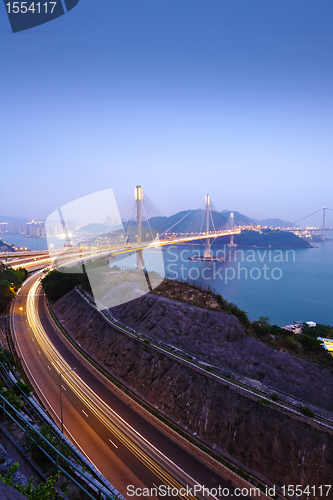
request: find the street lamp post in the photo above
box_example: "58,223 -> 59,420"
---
59,367 -> 76,433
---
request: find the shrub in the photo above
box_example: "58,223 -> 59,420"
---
2,390 -> 23,411
0,462 -> 65,500
299,405 -> 315,418
299,336 -> 323,354
14,380 -> 32,397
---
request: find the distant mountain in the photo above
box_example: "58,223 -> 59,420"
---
76,222 -> 123,235
149,210 -> 228,234
74,211 -> 296,239
251,218 -> 295,228
0,215 -> 29,224
220,210 -> 254,226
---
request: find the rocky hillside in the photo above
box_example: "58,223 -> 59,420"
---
53,289 -> 333,488
0,239 -> 17,252
111,293 -> 333,411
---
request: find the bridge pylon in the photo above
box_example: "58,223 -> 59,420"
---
322,207 -> 327,241
188,194 -> 227,262
228,212 -> 237,247
204,195 -> 211,258
135,185 -> 144,270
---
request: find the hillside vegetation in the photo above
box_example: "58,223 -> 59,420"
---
41,263 -> 91,302
0,264 -> 29,313
153,280 -> 333,370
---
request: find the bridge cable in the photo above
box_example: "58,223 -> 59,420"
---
293,208 -> 323,224
196,208 -> 207,246
141,197 -> 155,243
158,198 -> 205,239
209,202 -> 218,245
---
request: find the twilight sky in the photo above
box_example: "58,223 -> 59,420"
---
0,0 -> 332,224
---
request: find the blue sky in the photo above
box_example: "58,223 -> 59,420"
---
0,0 -> 332,224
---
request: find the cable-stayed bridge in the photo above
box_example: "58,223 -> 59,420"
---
0,187 -> 241,270
1,189 -> 332,272
275,207 -> 333,240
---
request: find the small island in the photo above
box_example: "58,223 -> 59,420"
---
213,228 -> 312,248
0,239 -> 17,253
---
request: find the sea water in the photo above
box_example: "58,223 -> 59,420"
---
2,233 -> 332,326
162,240 -> 333,327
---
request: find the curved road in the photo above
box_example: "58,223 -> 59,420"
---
12,271 -> 251,500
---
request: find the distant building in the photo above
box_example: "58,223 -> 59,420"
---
0,222 -> 10,234
45,223 -> 64,237
282,321 -> 316,334
26,221 -> 46,237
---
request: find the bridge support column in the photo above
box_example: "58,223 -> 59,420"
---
204,195 -> 211,259
135,186 -> 143,270
228,212 -> 237,247
322,207 -> 327,241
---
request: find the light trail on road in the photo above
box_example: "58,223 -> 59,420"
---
12,270 -> 256,500
4,228 -> 241,272
25,277 -> 212,500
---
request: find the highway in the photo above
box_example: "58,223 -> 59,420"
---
2,228 -> 241,271
11,271 -> 253,500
